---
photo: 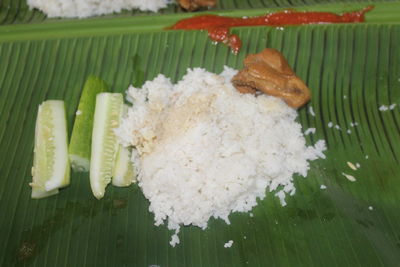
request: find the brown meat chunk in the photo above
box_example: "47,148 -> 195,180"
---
232,48 -> 311,108
177,0 -> 216,11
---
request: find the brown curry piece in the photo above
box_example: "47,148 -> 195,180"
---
177,0 -> 216,11
232,48 -> 311,108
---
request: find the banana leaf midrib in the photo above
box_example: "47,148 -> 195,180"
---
1,1 -> 400,43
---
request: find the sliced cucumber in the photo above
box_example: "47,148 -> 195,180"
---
30,100 -> 70,198
31,187 -> 59,199
112,104 -> 135,187
69,76 -> 108,172
90,93 -> 123,199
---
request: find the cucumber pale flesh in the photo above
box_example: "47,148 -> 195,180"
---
112,104 -> 136,187
31,100 -> 70,198
112,145 -> 135,187
90,93 -> 123,199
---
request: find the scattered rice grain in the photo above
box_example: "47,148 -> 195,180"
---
304,128 -> 316,135
379,105 -> 388,111
309,106 -> 315,117
224,240 -> 234,248
342,172 -> 356,182
347,161 -> 357,171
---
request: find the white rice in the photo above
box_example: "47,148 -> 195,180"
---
116,67 -> 326,246
27,0 -> 171,18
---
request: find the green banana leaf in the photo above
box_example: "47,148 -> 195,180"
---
0,0 -> 398,25
1,2 -> 400,266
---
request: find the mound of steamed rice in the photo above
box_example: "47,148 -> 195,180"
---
27,0 -> 171,18
116,67 -> 326,246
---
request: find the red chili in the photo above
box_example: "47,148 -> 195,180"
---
169,6 -> 374,54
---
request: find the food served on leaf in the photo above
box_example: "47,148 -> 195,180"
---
116,67 -> 326,246
177,0 -> 216,10
232,48 -> 311,108
27,0 -> 170,17
29,48 -> 324,247
31,82 -> 132,199
27,0 -> 217,18
170,6 -> 373,54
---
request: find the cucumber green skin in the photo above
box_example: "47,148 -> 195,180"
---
69,76 -> 108,172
